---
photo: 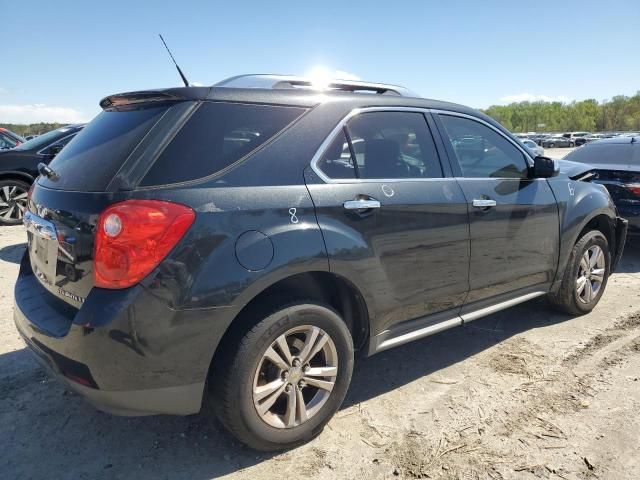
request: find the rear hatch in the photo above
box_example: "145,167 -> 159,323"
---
26,95 -> 197,309
25,89 -> 308,309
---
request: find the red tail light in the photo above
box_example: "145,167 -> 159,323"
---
625,183 -> 640,196
94,200 -> 195,289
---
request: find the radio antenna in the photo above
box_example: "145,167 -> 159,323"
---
158,34 -> 190,87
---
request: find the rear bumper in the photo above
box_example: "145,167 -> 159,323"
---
13,253 -> 234,416
14,312 -> 203,415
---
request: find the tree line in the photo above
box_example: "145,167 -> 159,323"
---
482,93 -> 640,133
0,122 -> 68,137
3,93 -> 640,137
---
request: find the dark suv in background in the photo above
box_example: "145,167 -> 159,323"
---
0,124 -> 84,224
564,136 -> 640,237
14,75 -> 627,451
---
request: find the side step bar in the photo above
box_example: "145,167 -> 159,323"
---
369,291 -> 547,355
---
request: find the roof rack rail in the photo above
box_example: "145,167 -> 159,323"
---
214,74 -> 418,97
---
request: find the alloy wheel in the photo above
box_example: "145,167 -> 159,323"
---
0,184 -> 29,221
252,325 -> 338,429
576,245 -> 606,304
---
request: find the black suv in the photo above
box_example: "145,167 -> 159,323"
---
14,75 -> 627,451
0,124 -> 84,224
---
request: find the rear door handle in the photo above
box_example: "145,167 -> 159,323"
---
472,199 -> 497,208
343,199 -> 381,210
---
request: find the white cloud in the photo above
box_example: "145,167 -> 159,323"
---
0,104 -> 89,123
332,70 -> 361,81
499,93 -> 571,104
305,66 -> 361,81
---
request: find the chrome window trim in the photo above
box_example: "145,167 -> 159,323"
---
37,133 -> 78,156
309,107 -> 534,184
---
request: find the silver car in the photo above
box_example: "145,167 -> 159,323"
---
522,138 -> 544,157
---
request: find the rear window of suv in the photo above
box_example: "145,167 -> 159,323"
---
39,104 -> 168,191
139,102 -> 306,186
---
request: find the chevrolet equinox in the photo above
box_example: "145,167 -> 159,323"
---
14,74 -> 628,451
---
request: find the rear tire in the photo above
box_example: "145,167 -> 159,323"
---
548,230 -> 610,315
214,303 -> 354,451
0,179 -> 30,226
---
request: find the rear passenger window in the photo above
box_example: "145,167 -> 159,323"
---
439,115 -> 529,179
141,102 -> 306,186
317,130 -> 357,179
317,111 -> 442,180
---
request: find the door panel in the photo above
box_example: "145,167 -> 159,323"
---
307,109 -> 470,336
455,178 -> 559,304
434,112 -> 560,306
307,179 -> 470,334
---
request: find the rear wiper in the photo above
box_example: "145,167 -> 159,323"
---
38,162 -> 59,181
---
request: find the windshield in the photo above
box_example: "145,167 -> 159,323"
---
0,133 -> 18,149
13,127 -> 77,151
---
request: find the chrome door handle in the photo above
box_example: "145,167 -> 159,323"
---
343,199 -> 381,210
472,199 -> 497,208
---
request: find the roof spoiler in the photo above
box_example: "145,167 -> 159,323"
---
99,87 -> 211,110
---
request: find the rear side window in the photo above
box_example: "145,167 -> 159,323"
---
140,102 -> 306,186
317,111 -> 442,180
39,105 -> 168,191
317,130 -> 358,179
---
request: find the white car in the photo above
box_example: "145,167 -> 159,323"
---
521,139 -> 544,157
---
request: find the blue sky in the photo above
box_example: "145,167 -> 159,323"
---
1,0 -> 638,123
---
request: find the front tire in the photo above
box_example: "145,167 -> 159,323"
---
215,303 -> 354,451
549,230 -> 610,315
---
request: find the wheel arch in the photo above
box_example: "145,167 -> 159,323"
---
0,171 -> 35,184
576,213 -> 615,250
208,270 -> 370,383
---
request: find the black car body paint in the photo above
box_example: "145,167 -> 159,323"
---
14,78 -> 627,418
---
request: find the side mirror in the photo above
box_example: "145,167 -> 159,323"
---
48,143 -> 64,157
532,156 -> 559,178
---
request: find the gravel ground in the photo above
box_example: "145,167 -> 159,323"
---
544,147 -> 575,159
2,204 -> 640,479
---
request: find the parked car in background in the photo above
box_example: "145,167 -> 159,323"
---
0,124 -> 84,224
25,135 -> 38,141
563,132 -> 591,146
0,128 -> 26,149
542,136 -> 575,148
564,136 -> 640,237
514,133 -> 535,140
583,134 -> 608,143
521,139 -> 544,157
14,74 -> 627,451
530,134 -> 551,146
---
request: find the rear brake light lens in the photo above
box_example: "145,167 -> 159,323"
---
94,200 -> 195,289
625,183 -> 640,196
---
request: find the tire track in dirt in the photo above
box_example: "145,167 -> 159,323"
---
383,310 -> 640,479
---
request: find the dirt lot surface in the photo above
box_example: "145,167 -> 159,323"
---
544,147 -> 575,159
2,221 -> 640,478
